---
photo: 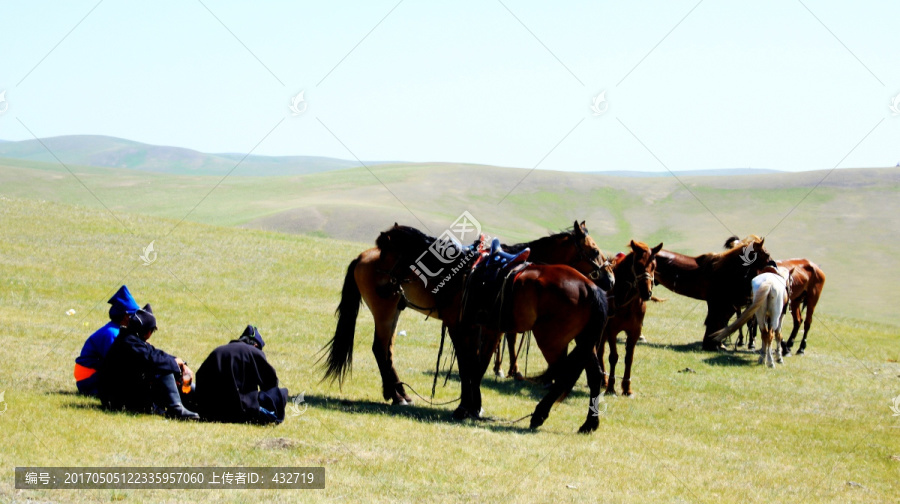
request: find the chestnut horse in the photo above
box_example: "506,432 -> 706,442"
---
598,240 -> 662,395
777,258 -> 825,355
321,221 -> 613,405
494,241 -> 663,396
361,225 -> 611,433
654,236 -> 771,350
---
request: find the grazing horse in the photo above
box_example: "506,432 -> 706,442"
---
654,236 -> 771,350
321,221 -> 613,405
598,241 -> 663,396
710,265 -> 794,367
356,225 -> 612,433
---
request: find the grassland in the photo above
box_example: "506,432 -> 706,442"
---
1,197 -> 898,503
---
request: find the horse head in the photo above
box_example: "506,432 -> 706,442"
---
623,240 -> 663,301
572,220 -> 615,291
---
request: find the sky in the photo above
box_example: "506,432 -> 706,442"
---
0,0 -> 898,173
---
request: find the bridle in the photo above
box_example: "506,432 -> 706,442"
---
612,255 -> 656,308
575,239 -> 614,282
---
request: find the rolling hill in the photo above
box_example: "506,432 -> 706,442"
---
0,135 -> 384,176
1,155 -> 898,326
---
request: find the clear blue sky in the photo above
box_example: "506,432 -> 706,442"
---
1,0 -> 898,172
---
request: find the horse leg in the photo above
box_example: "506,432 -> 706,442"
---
783,299 -> 802,355
747,316 -> 757,350
775,328 -> 784,364
579,345 -> 605,434
449,325 -> 478,420
604,331 -> 619,396
530,344 -> 588,430
492,335 -> 504,378
371,308 -> 412,404
735,308 -> 745,347
762,328 -> 775,368
506,332 -> 524,380
621,327 -> 640,396
703,304 -> 731,351
596,338 -> 608,389
797,291 -> 821,355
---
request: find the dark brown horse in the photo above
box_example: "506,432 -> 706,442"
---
654,236 -> 771,350
321,221 -> 613,405
492,240 -> 662,396
598,240 -> 662,396
491,222 -> 614,380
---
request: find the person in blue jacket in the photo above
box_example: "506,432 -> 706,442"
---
74,285 -> 140,396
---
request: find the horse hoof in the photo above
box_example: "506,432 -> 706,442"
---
513,372 -> 526,381
578,418 -> 599,434
392,398 -> 409,406
495,370 -> 506,378
604,390 -> 617,396
747,344 -> 756,350
451,406 -> 469,421
529,414 -> 547,430
796,349 -> 805,355
623,390 -> 634,397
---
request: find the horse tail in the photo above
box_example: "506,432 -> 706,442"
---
710,284 -> 769,343
556,284 -> 609,402
320,257 -> 361,387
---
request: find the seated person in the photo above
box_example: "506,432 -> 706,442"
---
194,325 -> 288,424
74,285 -> 140,396
97,304 -> 199,420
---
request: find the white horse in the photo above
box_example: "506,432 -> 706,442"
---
711,265 -> 793,367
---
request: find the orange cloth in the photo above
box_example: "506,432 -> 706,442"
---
73,363 -> 96,382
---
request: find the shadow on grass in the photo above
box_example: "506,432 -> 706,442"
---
702,353 -> 755,367
418,370 -> 592,402
303,393 -> 537,434
641,340 -> 706,353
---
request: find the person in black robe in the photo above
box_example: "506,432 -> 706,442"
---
193,325 -> 288,424
97,304 -> 199,420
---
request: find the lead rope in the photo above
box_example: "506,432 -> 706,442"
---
431,323 -> 448,400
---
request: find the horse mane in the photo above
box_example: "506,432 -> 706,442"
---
504,227 -> 578,254
375,224 -> 436,252
697,235 -> 763,271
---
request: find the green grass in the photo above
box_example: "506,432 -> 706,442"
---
1,197 -> 898,503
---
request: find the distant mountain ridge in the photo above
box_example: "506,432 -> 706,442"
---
0,135 -> 382,176
0,135 -> 793,178
591,168 -> 783,177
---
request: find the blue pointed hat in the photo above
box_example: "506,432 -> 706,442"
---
108,285 -> 140,318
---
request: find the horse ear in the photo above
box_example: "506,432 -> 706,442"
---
651,243 -> 663,256
629,240 -> 640,254
580,220 -> 587,231
759,237 -> 765,247
574,221 -> 585,237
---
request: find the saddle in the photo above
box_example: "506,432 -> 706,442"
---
460,238 -> 530,330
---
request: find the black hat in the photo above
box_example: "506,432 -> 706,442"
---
129,303 -> 157,333
240,324 -> 264,349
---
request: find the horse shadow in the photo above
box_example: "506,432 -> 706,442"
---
642,341 -> 706,353
419,370 -> 592,402
702,353 -> 755,367
302,393 -> 536,434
